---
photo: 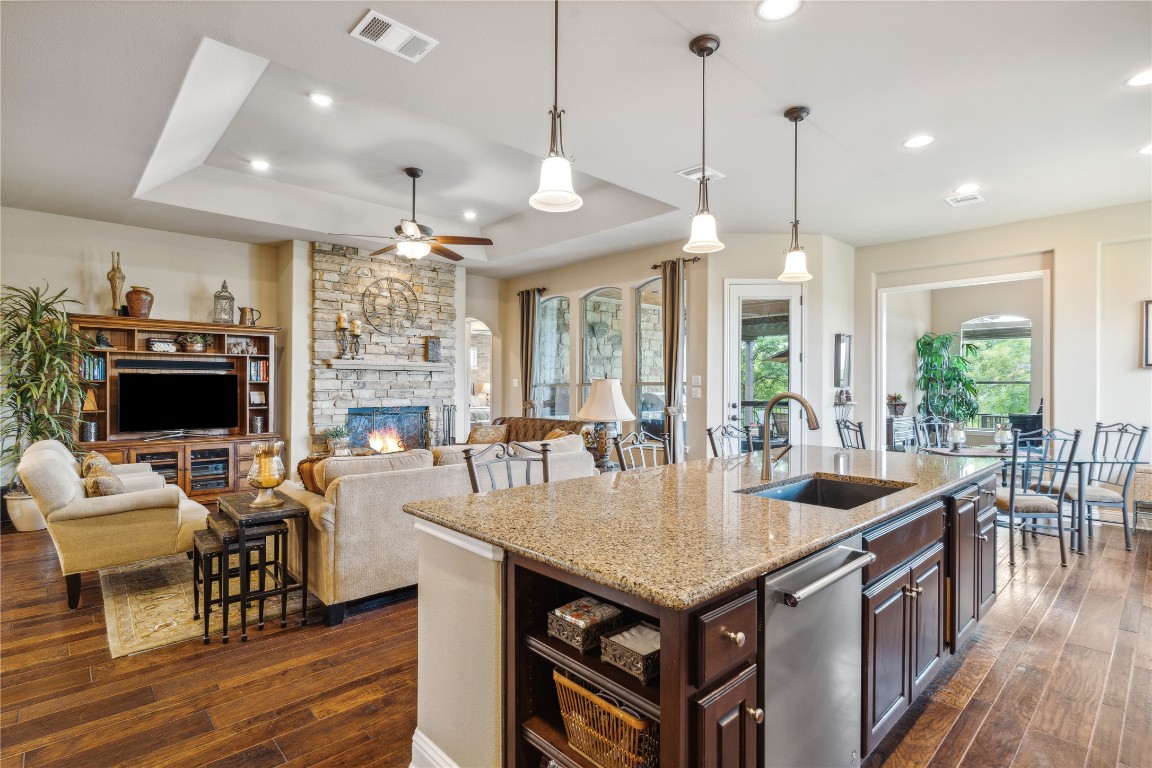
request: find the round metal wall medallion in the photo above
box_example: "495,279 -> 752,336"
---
362,277 -> 419,335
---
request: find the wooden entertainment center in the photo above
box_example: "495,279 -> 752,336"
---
70,314 -> 280,506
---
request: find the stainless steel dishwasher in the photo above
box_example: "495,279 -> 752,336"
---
761,535 -> 875,768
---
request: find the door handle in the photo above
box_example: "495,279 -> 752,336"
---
977,534 -> 989,542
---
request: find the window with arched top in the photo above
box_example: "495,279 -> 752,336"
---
581,287 -> 623,404
959,314 -> 1033,428
635,277 -> 665,438
535,296 -> 571,419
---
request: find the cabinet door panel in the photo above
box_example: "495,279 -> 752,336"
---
949,491 -> 978,649
696,664 -> 758,768
863,571 -> 910,755
911,544 -> 946,698
977,510 -> 997,618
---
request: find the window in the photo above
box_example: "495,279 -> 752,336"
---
960,315 -> 1032,429
534,297 -> 570,419
636,278 -> 665,438
581,287 -> 623,405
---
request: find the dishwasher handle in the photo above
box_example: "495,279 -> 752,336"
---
776,549 -> 876,607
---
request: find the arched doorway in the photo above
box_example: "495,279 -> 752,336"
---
466,318 -> 493,425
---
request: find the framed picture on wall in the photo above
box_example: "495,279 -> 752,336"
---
1143,300 -> 1151,368
834,333 -> 853,387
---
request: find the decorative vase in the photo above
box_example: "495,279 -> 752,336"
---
5,493 -> 46,532
247,440 -> 286,507
179,341 -> 206,353
80,421 -> 98,442
327,437 -> 351,457
887,402 -> 906,417
126,286 -> 154,318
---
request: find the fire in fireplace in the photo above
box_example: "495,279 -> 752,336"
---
346,406 -> 429,452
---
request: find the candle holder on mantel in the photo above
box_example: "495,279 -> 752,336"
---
337,327 -> 351,360
350,331 -> 364,360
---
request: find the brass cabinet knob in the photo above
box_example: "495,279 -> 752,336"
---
747,706 -> 765,724
903,585 -> 924,598
724,630 -> 746,647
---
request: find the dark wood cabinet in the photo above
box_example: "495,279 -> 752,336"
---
696,664 -> 759,768
947,477 -> 998,650
977,508 -> 998,616
863,567 -> 911,753
910,544 -> 946,698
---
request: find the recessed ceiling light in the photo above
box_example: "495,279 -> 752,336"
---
954,183 -> 982,195
463,211 -> 478,220
902,135 -> 935,149
1141,145 -> 1152,155
756,0 -> 801,20
250,159 -> 270,171
1126,69 -> 1152,87
309,92 -> 334,107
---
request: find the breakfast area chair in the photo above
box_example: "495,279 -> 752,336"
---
836,420 -> 867,450
463,442 -> 551,492
612,431 -> 670,470
996,427 -> 1081,567
705,424 -> 753,458
914,415 -> 952,451
1067,422 -> 1148,551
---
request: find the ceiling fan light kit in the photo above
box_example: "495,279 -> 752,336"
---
777,105 -> 813,282
684,34 -> 724,254
529,0 -> 583,213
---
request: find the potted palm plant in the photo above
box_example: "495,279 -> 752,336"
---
1,284 -> 94,529
914,331 -> 979,423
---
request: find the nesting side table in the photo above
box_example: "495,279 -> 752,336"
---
216,491 -> 310,642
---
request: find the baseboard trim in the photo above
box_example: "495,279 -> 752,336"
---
410,728 -> 460,768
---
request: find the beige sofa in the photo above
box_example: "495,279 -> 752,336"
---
16,440 -> 209,609
280,446 -> 595,625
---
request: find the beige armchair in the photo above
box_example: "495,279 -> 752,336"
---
17,442 -> 208,609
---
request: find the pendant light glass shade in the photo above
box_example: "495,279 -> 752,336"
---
397,240 -> 431,260
778,106 -> 814,282
530,155 -> 582,211
778,243 -> 812,282
529,0 -> 582,213
684,212 -> 724,253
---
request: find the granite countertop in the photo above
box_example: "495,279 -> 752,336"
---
403,446 -> 1000,610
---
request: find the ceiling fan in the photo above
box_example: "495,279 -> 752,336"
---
335,167 -> 492,261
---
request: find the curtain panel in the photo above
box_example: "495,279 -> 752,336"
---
660,259 -> 686,462
518,288 -> 543,416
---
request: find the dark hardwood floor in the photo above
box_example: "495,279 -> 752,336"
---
1,521 -> 1149,767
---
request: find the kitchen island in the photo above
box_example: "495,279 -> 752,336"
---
403,446 -> 1001,768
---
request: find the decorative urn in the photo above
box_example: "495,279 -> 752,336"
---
247,440 -> 287,507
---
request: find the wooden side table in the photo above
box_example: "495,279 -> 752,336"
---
216,490 -> 310,642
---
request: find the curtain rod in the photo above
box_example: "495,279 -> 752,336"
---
651,256 -> 702,270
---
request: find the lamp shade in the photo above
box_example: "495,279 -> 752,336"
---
530,156 -> 583,212
480,382 -> 491,394
576,378 -> 636,422
397,240 -> 431,260
777,247 -> 813,282
683,212 -> 724,253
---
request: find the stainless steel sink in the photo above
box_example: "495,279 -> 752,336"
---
738,473 -> 913,510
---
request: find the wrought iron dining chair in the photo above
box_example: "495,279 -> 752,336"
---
612,431 -> 670,470
706,424 -> 754,458
836,419 -> 867,450
463,442 -> 550,492
914,415 -> 953,451
1068,422 -> 1148,551
996,427 -> 1081,567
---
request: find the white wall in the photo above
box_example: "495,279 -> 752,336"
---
884,291 -> 932,406
1,207 -> 280,322
1099,239 -> 1152,435
856,202 -> 1151,446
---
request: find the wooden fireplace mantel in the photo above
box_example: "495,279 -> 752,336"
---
322,359 -> 451,372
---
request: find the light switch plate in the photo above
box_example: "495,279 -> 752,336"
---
690,375 -> 702,386
512,379 -> 519,388
690,387 -> 702,398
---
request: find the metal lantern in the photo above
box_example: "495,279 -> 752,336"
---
212,280 -> 235,324
948,424 -> 967,452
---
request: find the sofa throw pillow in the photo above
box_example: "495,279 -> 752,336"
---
84,466 -> 125,497
467,424 -> 508,444
296,455 -> 325,494
543,428 -> 572,440
81,451 -> 113,478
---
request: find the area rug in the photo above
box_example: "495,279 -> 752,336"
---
100,553 -> 304,658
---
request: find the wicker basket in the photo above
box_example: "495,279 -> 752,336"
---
552,668 -> 659,768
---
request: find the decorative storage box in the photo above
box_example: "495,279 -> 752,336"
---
601,621 -> 661,684
146,337 -> 178,353
547,596 -> 624,654
553,668 -> 659,768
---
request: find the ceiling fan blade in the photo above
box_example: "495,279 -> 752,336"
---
369,245 -> 399,257
432,236 -> 494,246
429,243 -> 464,261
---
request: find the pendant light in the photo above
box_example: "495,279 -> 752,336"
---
684,35 -> 724,253
529,0 -> 582,212
778,105 -> 813,281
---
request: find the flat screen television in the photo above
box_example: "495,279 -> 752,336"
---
118,373 -> 239,433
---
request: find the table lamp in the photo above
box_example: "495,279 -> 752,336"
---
576,378 -> 636,471
480,381 -> 491,405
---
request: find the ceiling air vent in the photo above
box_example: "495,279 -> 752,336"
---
676,164 -> 726,182
945,192 -> 985,207
350,10 -> 438,63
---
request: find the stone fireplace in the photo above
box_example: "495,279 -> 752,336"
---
309,242 -> 457,454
